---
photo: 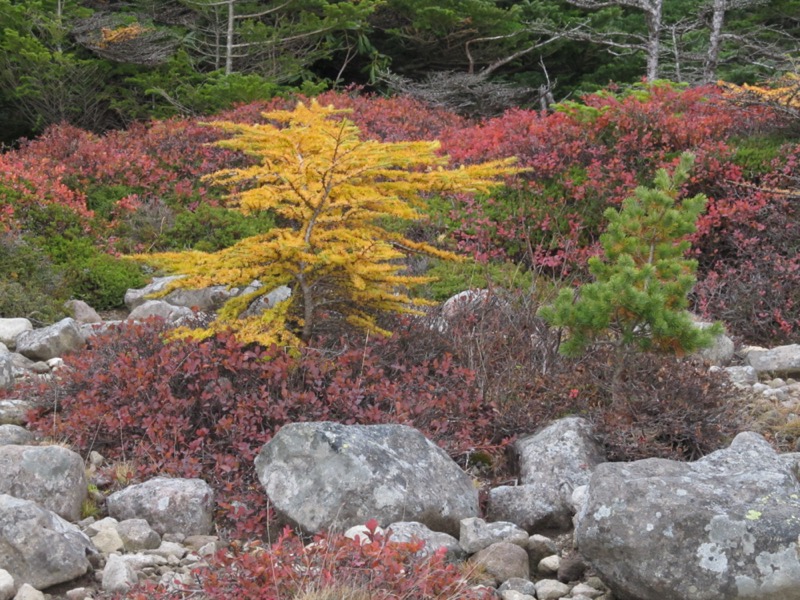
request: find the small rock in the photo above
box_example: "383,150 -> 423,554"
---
538,554 -> 561,574
64,588 -> 93,600
535,578 -> 571,600
146,540 -> 188,560
528,533 -> 558,565
557,553 -> 588,582
12,584 -> 44,600
0,424 -> 33,446
470,542 -> 530,585
497,577 -> 537,596
500,591 -> 535,600
571,582 -> 605,598
0,319 -> 32,350
102,554 -> 138,594
84,517 -> 119,537
65,300 -> 103,324
117,518 -> 161,552
91,527 -> 124,554
88,451 -> 104,467
460,517 -> 529,553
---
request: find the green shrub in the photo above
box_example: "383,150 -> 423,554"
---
28,234 -> 146,310
164,203 -> 275,252
422,258 -> 533,301
0,235 -> 70,323
66,252 -> 146,310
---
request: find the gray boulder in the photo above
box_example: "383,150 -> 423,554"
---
0,494 -> 95,592
107,477 -> 214,536
745,344 -> 800,376
0,319 -> 32,350
64,300 -> 102,325
124,276 -> 183,310
0,445 -> 87,522
255,422 -> 478,537
516,417 -> 606,488
0,425 -> 34,446
490,417 -> 605,532
575,431 -> 800,600
15,318 -> 85,361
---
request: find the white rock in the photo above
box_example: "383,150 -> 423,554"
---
0,319 -> 32,349
102,554 -> 138,594
538,554 -> 561,574
500,591 -> 535,600
64,588 -> 92,600
12,584 -> 44,600
344,523 -> 385,545
0,569 -> 14,600
91,527 -> 124,554
146,540 -> 188,560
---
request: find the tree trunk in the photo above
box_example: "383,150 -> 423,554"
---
225,0 -> 234,75
644,0 -> 662,81
703,0 -> 726,83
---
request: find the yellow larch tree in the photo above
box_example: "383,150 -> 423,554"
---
134,100 -> 521,347
720,73 -> 800,119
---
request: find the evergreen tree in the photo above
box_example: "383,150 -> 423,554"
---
540,152 -> 722,393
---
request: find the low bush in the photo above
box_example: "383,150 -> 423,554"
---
27,234 -> 146,310
0,235 -> 71,323
28,318 -> 500,539
119,524 -> 491,600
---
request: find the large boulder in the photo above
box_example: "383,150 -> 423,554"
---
0,445 -> 87,522
0,319 -> 32,350
15,318 -> 85,361
745,344 -> 800,376
107,477 -> 214,536
575,431 -> 800,600
489,418 -> 605,532
0,494 -> 95,592
255,422 -> 479,536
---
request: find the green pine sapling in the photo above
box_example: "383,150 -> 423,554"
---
540,152 -> 723,396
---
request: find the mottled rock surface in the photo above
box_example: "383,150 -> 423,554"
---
576,431 -> 800,600
255,422 -> 478,536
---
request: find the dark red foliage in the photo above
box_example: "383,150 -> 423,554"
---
118,525 -> 491,600
694,144 -> 800,344
28,318 -> 498,539
436,83 -> 773,276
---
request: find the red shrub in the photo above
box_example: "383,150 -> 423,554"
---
436,83 -> 771,274
119,524 -> 491,600
28,318 -> 498,539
